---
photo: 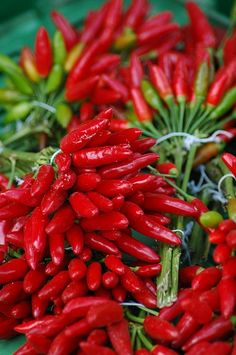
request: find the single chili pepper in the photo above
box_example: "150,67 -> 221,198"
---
184,341 -> 210,355
0,64 -> 33,96
96,179 -> 132,197
11,300 -> 31,319
173,56 -> 189,102
65,75 -> 99,102
48,329 -> 78,355
49,233 -> 65,265
81,211 -> 128,231
87,130 -> 111,148
192,267 -> 221,291
130,53 -> 144,88
87,329 -> 108,346
102,74 -> 129,102
60,108 -> 112,153
127,174 -> 156,192
110,118 -> 129,132
137,22 -> 179,46
31,165 -> 54,198
135,264 -> 161,277
41,188 -> 67,216
149,64 -> 173,100
85,232 -> 120,255
28,208 -> 47,263
53,31 -> 67,65
23,268 -> 47,294
0,281 -> 24,304
61,280 -> 88,303
86,261 -> 102,291
226,229 -> 236,249
131,87 -> 153,122
200,211 -> 223,229
123,0 -> 148,31
104,255 -> 126,275
87,191 -> 114,212
4,101 -> 34,123
112,284 -> 127,302
107,319 -> 132,355
51,11 -> 78,50
186,2 -> 216,48
180,297 -> 213,324
68,258 -> 87,281
78,102 -> 94,123
121,268 -> 143,293
171,313 -> 199,348
218,278 -> 236,319
210,87 -> 236,120
223,31 -> 236,65
179,265 -> 201,286
131,137 -> 156,153
156,162 -> 178,176
200,288 -> 220,312
46,64 -> 63,93
38,271 -> 70,301
64,318 -> 93,339
0,258 -> 28,284
66,224 -> 84,255
144,316 -> 179,341
69,191 -> 99,218
222,152 -> 236,176
0,201 -> 30,220
86,300 -> 123,327
55,152 -> 71,173
102,271 -> 119,289
63,296 -> 106,317
143,193 -> 198,217
80,342 -> 116,355
80,247 -> 93,262
182,316 -> 235,351
73,144 -> 133,168
46,204 -> 75,235
20,47 -> 39,82
31,294 -> 48,319
129,190 -> 145,205
223,257 -> 236,278
213,243 -> 231,264
101,230 -> 122,240
27,334 -> 51,354
99,153 -> 158,179
53,170 -> 76,191
133,288 -> 156,308
151,345 -> 178,355
35,27 -> 52,77
88,54 -> 120,76
117,232 -> 160,262
2,188 -> 41,207
81,4 -> 108,46
147,213 -> 171,226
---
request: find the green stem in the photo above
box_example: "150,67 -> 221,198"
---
3,125 -> 50,146
137,329 -> 153,351
125,310 -> 144,324
7,157 -> 16,188
182,144 -> 198,192
165,178 -> 193,201
178,101 -> 186,132
218,160 -> 235,198
157,244 -> 173,307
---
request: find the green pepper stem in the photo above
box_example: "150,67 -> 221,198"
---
137,329 -> 153,351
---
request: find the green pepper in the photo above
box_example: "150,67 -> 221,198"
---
46,64 -> 63,93
53,31 -> 67,66
194,62 -> 209,101
55,102 -> 72,128
200,211 -> 223,228
228,198 -> 236,222
4,102 -> 33,123
0,89 -> 26,103
210,87 -> 236,120
0,54 -> 22,74
141,79 -> 166,114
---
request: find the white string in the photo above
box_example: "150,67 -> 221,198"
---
121,302 -> 145,307
156,130 -> 233,150
33,101 -> 56,114
218,174 -> 236,197
172,229 -> 184,237
15,176 -> 24,186
50,149 -> 62,165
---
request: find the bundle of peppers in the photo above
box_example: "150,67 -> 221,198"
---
0,0 -> 236,353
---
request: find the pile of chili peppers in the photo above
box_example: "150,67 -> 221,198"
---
0,0 -> 236,353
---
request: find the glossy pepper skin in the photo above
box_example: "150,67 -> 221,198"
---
35,27 -> 52,77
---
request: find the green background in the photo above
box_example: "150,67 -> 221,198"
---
0,0 -> 233,353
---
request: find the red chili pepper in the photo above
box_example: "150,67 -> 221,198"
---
131,87 -> 152,122
116,232 -> 160,263
31,165 -> 54,198
200,288 -> 220,312
61,280 -> 88,303
48,330 -> 78,355
88,54 -> 120,76
151,345 -> 178,355
102,230 -> 122,240
46,204 -> 75,235
63,296 -> 107,318
222,152 -> 236,176
87,329 -> 108,346
111,195 -> 125,210
107,128 -> 142,146
179,265 -> 201,287
0,202 -> 30,220
191,267 -> 221,291
53,170 -> 76,191
13,342 -> 37,354
135,263 -> 161,277
19,47 -> 39,82
137,23 -> 179,46
149,64 -> 173,100
218,278 -> 236,319
186,2 -> 216,48
54,153 -> 71,173
0,174 -> 9,191
213,243 -> 231,264
11,300 -> 31,319
139,12 -> 172,33
112,284 -> 127,302
0,258 -> 28,284
60,109 -> 112,153
144,193 -> 198,217
207,342 -> 232,355
159,289 -> 193,321
66,225 -> 84,255
35,27 -> 52,77
130,53 -> 144,88
23,268 -> 47,294
102,74 -> 129,102
104,255 -> 126,275
41,188 -> 67,216
99,153 -> 158,179
182,316 -> 234,351
65,75 -> 99,102
68,258 -> 87,282
2,188 -> 41,207
85,232 -> 120,255
80,342 -> 116,355
81,211 -> 128,231
226,229 -> 236,249
110,118 -> 129,132
223,31 -> 236,65
0,281 -> 24,304
27,334 -> 51,354
173,56 -> 189,102
180,297 -> 213,324
172,313 -> 199,348
130,137 -> 156,153
135,349 -> 150,355
87,130 -> 112,148
121,268 -> 143,293
48,233 -> 65,266
51,11 -> 78,50
87,192 -> 113,212
144,316 -> 179,341
220,219 -> 236,233
38,271 -> 70,301
32,293 -> 48,319
102,271 -> 119,289
86,262 -> 102,291
209,229 -> 225,244
75,173 -> 101,192
69,191 -> 99,218
107,319 -> 132,355
96,179 -> 132,197
79,102 -> 95,123
86,300 -> 123,327
123,0 -> 148,30
80,247 -> 93,262
81,4 -> 108,46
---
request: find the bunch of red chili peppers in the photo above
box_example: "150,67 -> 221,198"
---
0,0 -> 236,353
